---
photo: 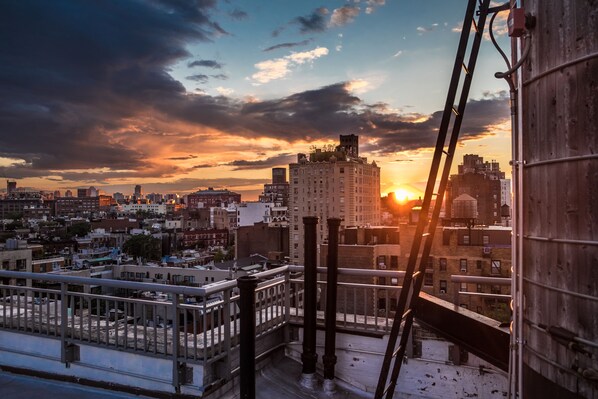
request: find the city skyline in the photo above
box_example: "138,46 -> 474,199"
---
0,1 -> 512,201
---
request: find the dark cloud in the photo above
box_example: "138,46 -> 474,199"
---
0,1 -> 509,186
228,8 -> 248,20
210,73 -> 229,80
167,155 -> 198,160
329,6 -> 360,27
190,164 -> 214,169
0,0 -> 224,180
295,8 -> 329,33
225,154 -> 296,170
187,59 -> 224,69
186,74 -> 209,83
263,39 -> 314,52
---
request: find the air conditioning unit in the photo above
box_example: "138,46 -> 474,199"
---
483,247 -> 492,257
440,289 -> 446,294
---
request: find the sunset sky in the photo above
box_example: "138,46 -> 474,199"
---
0,0 -> 512,201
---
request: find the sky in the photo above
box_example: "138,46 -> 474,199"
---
0,0 -> 513,201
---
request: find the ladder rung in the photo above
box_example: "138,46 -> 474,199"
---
392,344 -> 404,358
442,150 -> 450,155
422,233 -> 430,237
401,308 -> 413,320
382,383 -> 394,397
451,106 -> 459,116
462,62 -> 470,75
412,270 -> 421,280
472,18 -> 479,33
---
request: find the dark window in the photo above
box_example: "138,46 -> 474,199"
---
390,256 -> 399,270
439,258 -> 447,271
439,280 -> 448,293
460,259 -> 467,272
424,272 -> 433,286
477,260 -> 483,269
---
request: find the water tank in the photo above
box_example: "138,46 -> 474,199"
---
520,1 -> 597,397
451,193 -> 478,219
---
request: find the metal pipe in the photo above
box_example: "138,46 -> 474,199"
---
237,275 -> 259,399
323,218 -> 341,391
300,216 -> 318,389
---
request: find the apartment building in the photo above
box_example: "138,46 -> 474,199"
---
289,135 -> 381,265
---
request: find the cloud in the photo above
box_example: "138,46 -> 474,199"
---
190,164 -> 214,169
186,74 -> 209,83
228,8 -> 248,20
251,47 -> 329,84
295,7 -> 329,33
263,39 -> 314,52
0,2 -> 509,187
225,153 -> 296,170
211,73 -> 229,80
215,87 -> 234,96
417,23 -> 439,35
365,0 -> 386,14
167,155 -> 197,161
188,59 -> 224,69
393,50 -> 403,58
330,6 -> 360,27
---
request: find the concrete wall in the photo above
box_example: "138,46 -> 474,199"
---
0,331 -> 204,396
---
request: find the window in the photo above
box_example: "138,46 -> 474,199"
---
378,277 -> 386,285
491,285 -> 501,294
460,259 -> 468,272
477,260 -> 483,269
377,255 -> 386,267
390,256 -> 399,270
463,235 -> 470,245
476,284 -> 483,293
439,280 -> 447,293
439,258 -> 447,272
483,235 -> 489,245
424,272 -> 433,286
460,282 -> 468,292
491,260 -> 501,274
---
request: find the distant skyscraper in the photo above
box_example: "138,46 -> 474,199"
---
6,181 -> 16,195
260,168 -> 289,206
54,190 -> 61,198
77,188 -> 88,198
289,135 -> 381,265
134,185 -> 142,199
88,186 -> 98,197
65,189 -> 73,197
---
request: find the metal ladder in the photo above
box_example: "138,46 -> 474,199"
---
374,1 -> 492,397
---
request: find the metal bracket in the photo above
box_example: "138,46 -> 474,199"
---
64,343 -> 80,363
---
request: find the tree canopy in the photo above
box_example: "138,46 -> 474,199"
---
122,234 -> 161,261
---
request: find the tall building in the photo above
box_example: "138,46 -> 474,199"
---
446,154 -> 508,226
6,180 -> 16,195
133,185 -> 142,199
259,167 -> 289,206
64,189 -> 73,197
288,135 -> 381,265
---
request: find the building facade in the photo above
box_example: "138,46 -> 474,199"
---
186,188 -> 241,209
289,135 -> 381,265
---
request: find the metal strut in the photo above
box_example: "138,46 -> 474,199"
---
374,1 -> 492,398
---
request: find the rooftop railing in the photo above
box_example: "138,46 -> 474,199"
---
0,266 -> 510,391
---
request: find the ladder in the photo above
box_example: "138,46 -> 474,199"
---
374,1 -> 492,398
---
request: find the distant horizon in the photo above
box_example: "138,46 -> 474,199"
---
1,1 -> 512,202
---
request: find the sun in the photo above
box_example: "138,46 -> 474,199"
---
394,188 -> 412,204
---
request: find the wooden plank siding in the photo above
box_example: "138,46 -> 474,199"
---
521,0 -> 598,397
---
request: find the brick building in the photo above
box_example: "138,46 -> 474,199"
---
186,188 -> 241,209
289,135 -> 381,265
